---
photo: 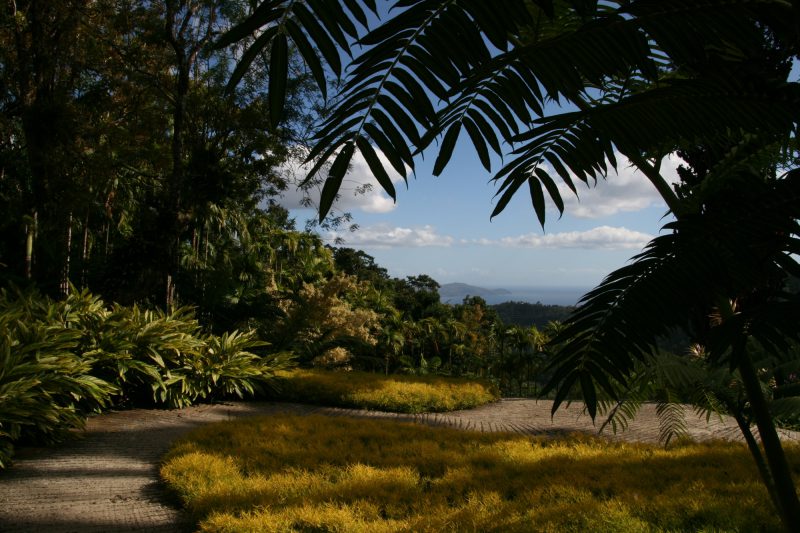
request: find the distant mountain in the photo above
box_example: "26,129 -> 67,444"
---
439,283 -> 511,302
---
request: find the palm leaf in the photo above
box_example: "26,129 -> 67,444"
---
215,0 -> 377,125
596,352 -> 710,445
655,397 -> 689,447
217,1 -> 796,221
769,397 -> 800,421
297,0 -> 796,221
543,171 -> 800,417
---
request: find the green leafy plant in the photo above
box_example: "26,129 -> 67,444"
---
165,330 -> 294,408
79,303 -> 203,407
55,291 -> 293,409
0,286 -> 292,466
0,290 -> 116,468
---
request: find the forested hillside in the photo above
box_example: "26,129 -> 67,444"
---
492,301 -> 575,329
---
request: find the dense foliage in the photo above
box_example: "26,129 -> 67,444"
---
162,414 -> 799,532
1,0 -> 305,306
492,301 -> 575,329
0,287 -> 291,467
0,0 -> 551,404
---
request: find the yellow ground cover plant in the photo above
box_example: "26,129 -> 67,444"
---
274,369 -> 499,413
162,414 -> 799,532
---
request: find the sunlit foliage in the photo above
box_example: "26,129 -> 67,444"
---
272,273 -> 382,367
163,415 -> 799,532
0,287 -> 292,467
274,369 -> 499,413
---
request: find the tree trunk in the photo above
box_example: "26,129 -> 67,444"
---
161,1 -> 218,309
60,212 -> 73,297
163,5 -> 190,309
81,212 -> 89,289
24,211 -> 36,280
733,410 -> 780,512
104,222 -> 110,258
737,345 -> 800,531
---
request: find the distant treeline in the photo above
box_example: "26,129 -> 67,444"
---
491,301 -> 575,329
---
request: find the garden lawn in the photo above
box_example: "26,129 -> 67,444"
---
161,414 -> 799,532
273,369 -> 499,413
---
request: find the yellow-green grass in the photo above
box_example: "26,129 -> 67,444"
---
273,369 -> 499,413
162,414 -> 799,532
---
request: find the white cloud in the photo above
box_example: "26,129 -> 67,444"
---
488,226 -> 653,250
327,224 -> 651,250
325,224 -> 454,248
278,146 -> 406,214
546,153 -> 683,218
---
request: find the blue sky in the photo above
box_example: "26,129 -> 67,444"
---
278,3 -> 683,291
281,134 -> 681,290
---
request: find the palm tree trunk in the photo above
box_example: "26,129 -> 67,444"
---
80,212 -> 89,289
60,212 -> 73,297
24,211 -> 36,280
104,222 -> 110,258
732,409 -> 780,512
736,345 -> 800,531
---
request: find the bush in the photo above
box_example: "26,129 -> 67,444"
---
273,369 -> 499,413
0,291 -> 115,467
81,303 -> 293,408
163,330 -> 294,408
162,414 -> 796,532
0,287 -> 292,467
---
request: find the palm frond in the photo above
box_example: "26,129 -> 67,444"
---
769,397 -> 800,422
596,352 -> 713,445
215,0 -> 377,128
215,1 -> 797,222
656,392 -> 689,447
543,170 -> 800,418
597,394 -> 644,436
304,0 -> 541,213
281,0 -> 796,221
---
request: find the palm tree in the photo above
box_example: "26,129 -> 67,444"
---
399,320 -> 423,373
418,316 -> 444,364
217,1 -> 800,528
443,317 -> 467,373
378,311 -> 405,375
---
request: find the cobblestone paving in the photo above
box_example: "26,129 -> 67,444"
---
1,399 -> 798,532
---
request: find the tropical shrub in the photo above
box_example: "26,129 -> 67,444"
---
162,414 -> 799,532
164,330 -> 294,408
81,303 -> 206,407
273,369 -> 499,413
0,291 -> 116,467
0,287 -> 291,466
270,273 -> 382,366
37,290 -> 286,409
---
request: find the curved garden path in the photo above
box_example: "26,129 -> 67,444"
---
1,399 -> 798,532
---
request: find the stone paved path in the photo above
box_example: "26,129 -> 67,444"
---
1,399 -> 798,532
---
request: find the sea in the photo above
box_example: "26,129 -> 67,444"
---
441,286 -> 592,307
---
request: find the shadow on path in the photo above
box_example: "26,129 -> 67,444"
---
1,399 -> 797,532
